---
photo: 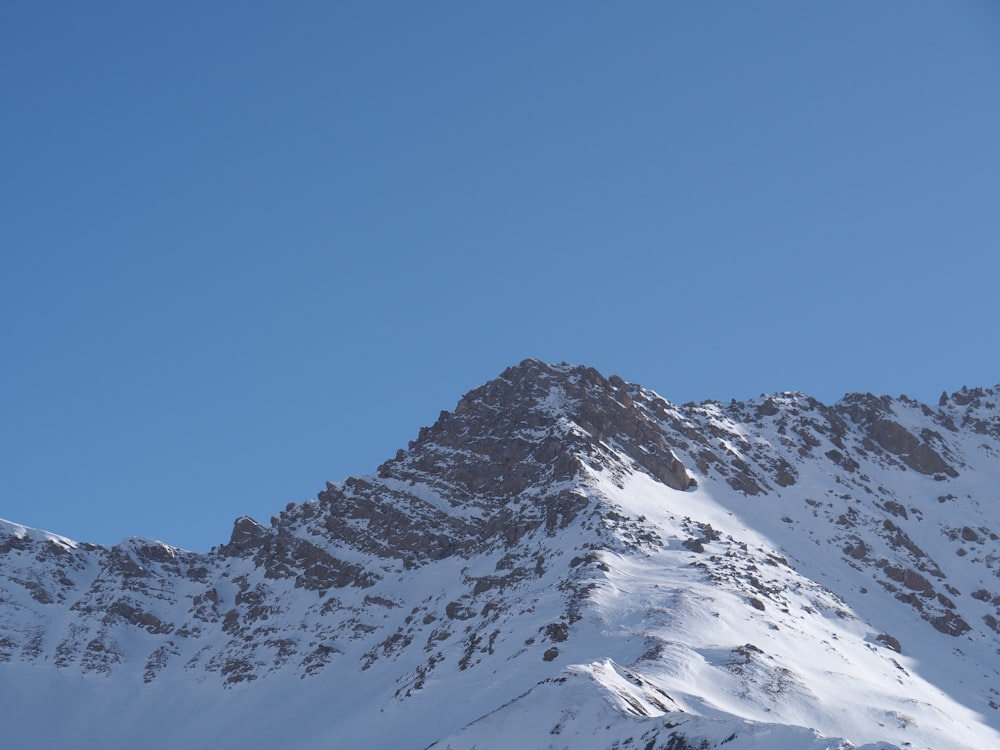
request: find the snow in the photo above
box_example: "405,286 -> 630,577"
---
0,517 -> 79,549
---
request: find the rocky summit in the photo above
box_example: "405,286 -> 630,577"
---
2,360 -> 1000,749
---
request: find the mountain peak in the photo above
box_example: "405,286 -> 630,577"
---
3,362 -> 1000,749
391,359 -> 696,495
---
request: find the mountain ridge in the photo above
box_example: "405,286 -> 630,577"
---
2,359 -> 999,749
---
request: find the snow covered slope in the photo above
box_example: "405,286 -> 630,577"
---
2,360 -> 999,749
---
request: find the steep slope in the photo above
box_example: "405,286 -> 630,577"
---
1,360 -> 999,749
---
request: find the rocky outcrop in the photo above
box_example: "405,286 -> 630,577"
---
377,360 -> 695,499
868,419 -> 957,476
836,393 -> 959,478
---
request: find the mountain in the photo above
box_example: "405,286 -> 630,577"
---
2,359 -> 1000,749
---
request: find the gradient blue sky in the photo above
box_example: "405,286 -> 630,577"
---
3,2 -> 999,551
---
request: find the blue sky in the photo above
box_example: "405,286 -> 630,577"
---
3,2 -> 999,551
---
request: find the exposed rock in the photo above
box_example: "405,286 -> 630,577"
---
229,516 -> 268,552
869,420 -> 957,477
930,612 -> 971,637
876,633 -> 902,653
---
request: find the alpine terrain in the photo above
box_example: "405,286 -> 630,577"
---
2,360 -> 1000,749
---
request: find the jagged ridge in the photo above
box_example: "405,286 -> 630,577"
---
2,360 -> 1000,749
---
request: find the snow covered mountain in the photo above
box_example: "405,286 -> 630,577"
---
2,360 -> 1000,749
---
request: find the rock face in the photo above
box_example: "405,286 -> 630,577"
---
2,360 -> 1000,750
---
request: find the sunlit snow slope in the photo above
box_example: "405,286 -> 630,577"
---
2,360 -> 999,750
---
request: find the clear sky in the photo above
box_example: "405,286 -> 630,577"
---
3,2 -> 999,552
